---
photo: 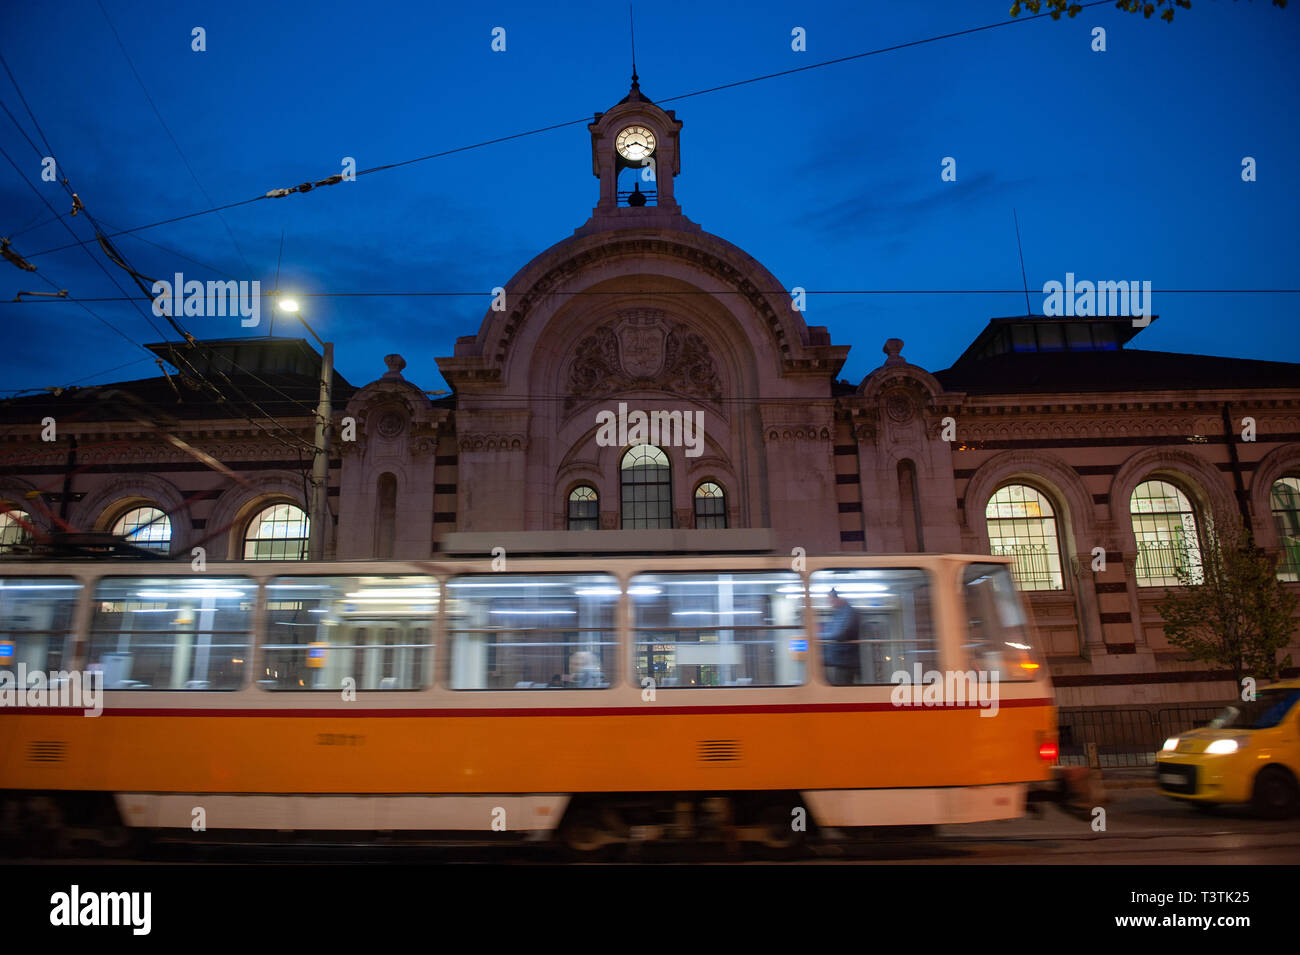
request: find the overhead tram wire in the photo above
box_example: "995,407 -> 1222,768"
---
94,0 -> 256,278
0,139 -> 316,455
0,357 -> 158,399
0,141 -> 168,351
21,1 -> 1115,261
4,286 -> 1295,306
0,80 -> 324,439
0,78 -> 321,506
0,54 -> 326,428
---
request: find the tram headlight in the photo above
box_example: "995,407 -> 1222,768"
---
1161,737 -> 1178,752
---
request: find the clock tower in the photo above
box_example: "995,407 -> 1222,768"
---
580,73 -> 698,234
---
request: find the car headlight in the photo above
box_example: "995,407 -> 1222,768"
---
1205,738 -> 1241,754
1162,737 -> 1179,752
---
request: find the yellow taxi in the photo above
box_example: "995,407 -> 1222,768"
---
1156,679 -> 1300,818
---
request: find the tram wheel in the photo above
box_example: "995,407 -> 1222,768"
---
557,808 -> 618,861
752,801 -> 807,859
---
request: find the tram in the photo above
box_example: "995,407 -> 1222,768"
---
0,553 -> 1057,853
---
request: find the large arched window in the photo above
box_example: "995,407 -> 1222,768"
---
567,485 -> 599,530
0,506 -> 32,554
112,506 -> 172,555
621,445 -> 672,529
244,503 -> 310,561
1131,479 -> 1204,586
1271,476 -> 1300,582
693,482 -> 727,529
985,484 -> 1064,590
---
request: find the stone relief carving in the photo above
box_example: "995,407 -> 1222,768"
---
884,390 -> 915,425
567,312 -> 721,407
375,408 -> 407,439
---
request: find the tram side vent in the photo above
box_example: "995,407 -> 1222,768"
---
697,739 -> 741,763
27,740 -> 67,763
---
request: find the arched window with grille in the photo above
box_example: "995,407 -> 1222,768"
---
621,445 -> 672,529
0,506 -> 32,554
1271,476 -> 1300,581
1131,479 -> 1204,586
112,505 -> 172,555
567,485 -> 599,530
693,482 -> 727,529
985,484 -> 1064,590
244,503 -> 310,561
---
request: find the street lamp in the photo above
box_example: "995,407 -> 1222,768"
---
278,296 -> 332,562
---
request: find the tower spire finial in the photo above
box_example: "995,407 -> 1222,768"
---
629,5 -> 638,85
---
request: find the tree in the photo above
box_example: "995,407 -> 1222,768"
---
1155,520 -> 1297,689
1009,0 -> 1287,24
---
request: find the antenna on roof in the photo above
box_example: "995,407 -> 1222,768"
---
629,5 -> 638,84
1013,208 -> 1032,317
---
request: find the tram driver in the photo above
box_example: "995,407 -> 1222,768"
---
821,588 -> 861,685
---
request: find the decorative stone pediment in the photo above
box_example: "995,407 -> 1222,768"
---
566,314 -> 721,408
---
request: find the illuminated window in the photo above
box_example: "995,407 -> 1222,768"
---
0,576 -> 80,671
1271,476 -> 1300,582
243,503 -> 310,561
1131,480 -> 1203,586
961,563 -> 1043,682
262,575 -> 436,690
985,485 -> 1064,590
621,445 -> 672,529
447,574 -> 618,690
112,506 -> 172,555
631,571 -> 805,687
810,568 -> 934,686
567,486 -> 599,531
693,482 -> 727,529
0,508 -> 32,554
87,576 -> 252,689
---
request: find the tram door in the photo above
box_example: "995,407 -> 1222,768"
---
337,620 -> 420,689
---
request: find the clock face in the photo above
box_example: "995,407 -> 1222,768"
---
616,126 -> 656,161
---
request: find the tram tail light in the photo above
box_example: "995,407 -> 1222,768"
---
1037,739 -> 1059,762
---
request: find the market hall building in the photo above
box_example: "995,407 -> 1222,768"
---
2,80 -> 1298,709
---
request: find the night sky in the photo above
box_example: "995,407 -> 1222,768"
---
1,0 -> 1296,398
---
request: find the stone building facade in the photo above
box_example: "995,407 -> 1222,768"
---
3,81 -> 1298,706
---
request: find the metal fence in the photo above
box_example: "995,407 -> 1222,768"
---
990,543 -> 1061,591
1134,539 -> 1201,587
1057,704 -> 1228,768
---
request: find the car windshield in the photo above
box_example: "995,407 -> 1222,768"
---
1209,688 -> 1300,730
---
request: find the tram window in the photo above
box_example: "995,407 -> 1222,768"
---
87,577 -> 253,690
809,569 -> 936,686
262,576 -> 437,691
0,577 -> 81,673
629,572 -> 805,688
960,563 -> 1043,682
447,574 -> 618,690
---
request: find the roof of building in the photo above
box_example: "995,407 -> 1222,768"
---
934,347 -> 1300,395
928,315 -> 1299,395
0,337 -> 356,425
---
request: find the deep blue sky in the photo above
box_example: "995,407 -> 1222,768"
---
1,0 -> 1297,397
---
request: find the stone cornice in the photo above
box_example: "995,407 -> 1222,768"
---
950,412 -> 1300,443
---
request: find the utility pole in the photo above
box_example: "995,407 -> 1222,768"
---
278,298 -> 332,561
311,340 -> 333,561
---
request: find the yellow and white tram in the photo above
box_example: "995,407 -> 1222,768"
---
0,553 -> 1057,852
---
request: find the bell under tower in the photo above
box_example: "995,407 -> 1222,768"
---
578,75 -> 699,235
